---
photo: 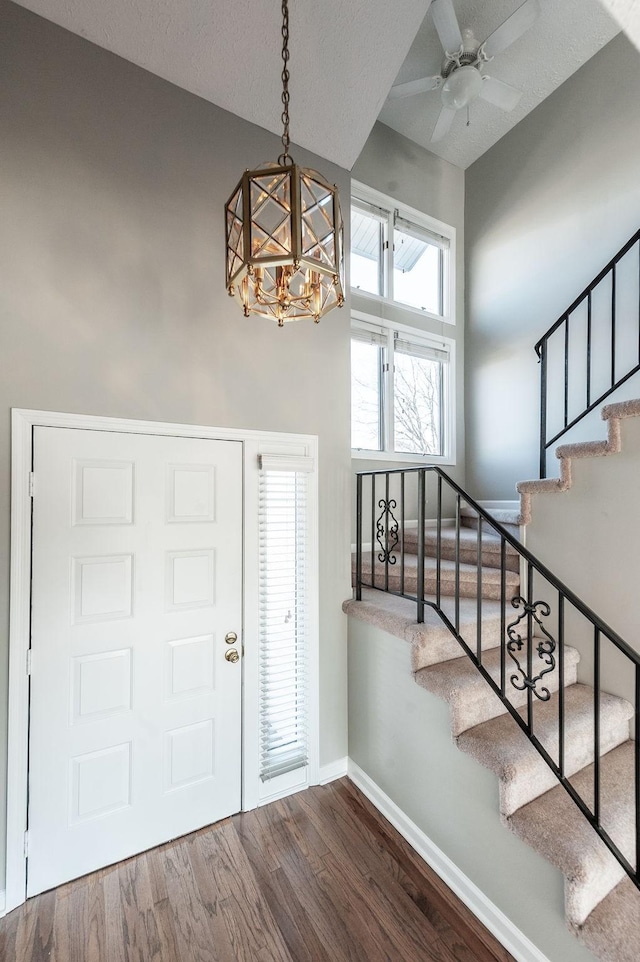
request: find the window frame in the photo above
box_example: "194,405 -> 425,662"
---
351,312 -> 456,465
350,180 -> 456,327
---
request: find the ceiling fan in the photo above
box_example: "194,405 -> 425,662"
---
388,0 -> 540,142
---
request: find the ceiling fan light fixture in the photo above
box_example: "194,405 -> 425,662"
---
224,0 -> 344,326
441,65 -> 483,110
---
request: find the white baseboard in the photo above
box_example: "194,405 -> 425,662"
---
0,889 -> 6,918
318,757 -> 349,785
347,760 -> 551,962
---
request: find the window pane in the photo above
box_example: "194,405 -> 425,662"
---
351,339 -> 382,450
394,351 -> 442,455
351,205 -> 384,296
393,226 -> 441,315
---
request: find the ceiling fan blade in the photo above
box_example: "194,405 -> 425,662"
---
482,0 -> 540,59
431,106 -> 457,142
479,76 -> 523,112
431,0 -> 463,53
387,76 -> 443,100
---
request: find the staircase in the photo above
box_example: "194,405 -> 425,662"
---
348,460 -> 640,962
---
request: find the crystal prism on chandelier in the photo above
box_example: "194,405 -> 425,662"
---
224,0 -> 345,326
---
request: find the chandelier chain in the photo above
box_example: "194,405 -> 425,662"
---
279,0 -> 292,165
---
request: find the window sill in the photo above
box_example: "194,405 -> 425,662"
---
351,449 -> 456,466
350,289 -> 455,327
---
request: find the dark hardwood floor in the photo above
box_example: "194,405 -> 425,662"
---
0,778 -> 515,962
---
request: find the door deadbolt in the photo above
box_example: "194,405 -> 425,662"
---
225,648 -> 240,664
225,631 -> 238,645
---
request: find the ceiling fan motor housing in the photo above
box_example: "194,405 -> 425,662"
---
441,64 -> 483,110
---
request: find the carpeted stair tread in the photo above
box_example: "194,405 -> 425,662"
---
508,741 -> 636,927
577,877 -> 640,962
354,551 -> 519,601
602,397 -> 640,421
461,505 -> 521,526
343,589 -> 508,672
457,684 -> 633,816
555,439 -> 611,460
402,526 -> 520,573
415,644 -> 580,737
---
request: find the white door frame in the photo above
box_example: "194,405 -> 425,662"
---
6,408 -> 319,913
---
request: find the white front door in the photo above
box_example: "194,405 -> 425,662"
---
27,427 -> 243,896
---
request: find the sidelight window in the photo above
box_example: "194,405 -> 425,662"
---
258,462 -> 312,782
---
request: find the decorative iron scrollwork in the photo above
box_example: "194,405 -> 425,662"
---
506,596 -> 556,701
376,498 -> 399,564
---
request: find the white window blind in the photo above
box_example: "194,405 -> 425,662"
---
394,213 -> 450,251
258,465 -> 310,782
394,335 -> 450,364
351,325 -> 387,347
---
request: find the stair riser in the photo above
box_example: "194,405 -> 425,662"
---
495,721 -> 631,818
355,568 -> 519,602
461,516 -> 520,540
407,618 -> 505,672
402,534 -> 519,573
420,659 -> 579,737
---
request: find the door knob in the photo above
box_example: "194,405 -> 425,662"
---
225,648 -> 240,663
225,631 -> 238,645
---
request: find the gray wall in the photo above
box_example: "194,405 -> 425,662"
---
465,33 -> 640,498
350,123 -> 466,532
526,414 -> 640,703
0,2 -> 352,881
348,618 -> 598,962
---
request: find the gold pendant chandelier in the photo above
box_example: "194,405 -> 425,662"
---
224,0 -> 345,327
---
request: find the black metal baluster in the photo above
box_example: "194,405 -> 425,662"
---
384,472 -> 390,593
527,562 -> 534,733
371,474 -> 375,589
455,495 -> 461,635
436,474 -> 442,610
540,340 -> 548,479
536,229 -> 640,473
356,473 -> 362,601
586,291 -> 592,410
500,539 -> 506,697
417,470 -> 425,624
564,317 -> 569,430
476,520 -> 482,663
400,472 -> 405,597
558,594 -> 565,777
594,627 -> 601,824
611,264 -> 617,388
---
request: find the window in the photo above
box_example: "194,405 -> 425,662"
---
351,318 -> 452,460
258,461 -> 311,783
350,182 -> 454,323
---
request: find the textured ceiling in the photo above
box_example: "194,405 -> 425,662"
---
11,0 -> 431,171
378,0 -> 621,169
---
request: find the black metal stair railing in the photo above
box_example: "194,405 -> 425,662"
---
537,228 -> 640,478
355,465 -> 640,893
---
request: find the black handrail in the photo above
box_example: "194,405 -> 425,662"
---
355,465 -> 640,893
536,228 -> 640,477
